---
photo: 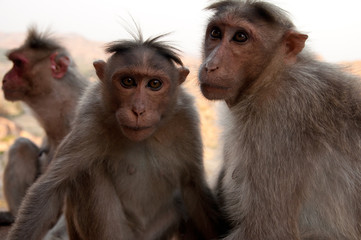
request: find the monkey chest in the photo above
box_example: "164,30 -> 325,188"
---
112,158 -> 178,216
68,146 -> 181,233
112,146 -> 179,196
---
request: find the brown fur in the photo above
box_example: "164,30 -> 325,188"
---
1,28 -> 89,238
199,1 -> 361,239
7,33 -> 224,240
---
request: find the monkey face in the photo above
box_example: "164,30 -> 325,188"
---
112,73 -> 173,142
94,49 -> 188,142
2,51 -> 31,101
3,50 -> 56,101
199,13 -> 278,106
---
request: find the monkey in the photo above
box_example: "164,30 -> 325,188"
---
198,1 -> 361,240
7,33 -> 224,240
2,28 -> 89,216
1,28 -> 89,238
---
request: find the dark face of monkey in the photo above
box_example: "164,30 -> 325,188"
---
94,47 -> 189,142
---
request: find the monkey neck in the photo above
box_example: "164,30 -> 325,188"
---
25,87 -> 79,145
229,49 -> 288,108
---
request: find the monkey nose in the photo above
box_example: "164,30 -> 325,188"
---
205,65 -> 219,73
132,108 -> 145,117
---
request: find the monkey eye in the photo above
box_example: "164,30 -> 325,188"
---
120,77 -> 137,88
210,27 -> 222,39
147,79 -> 163,91
233,31 -> 248,43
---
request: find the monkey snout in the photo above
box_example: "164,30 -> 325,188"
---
132,108 -> 145,117
2,74 -> 9,84
205,64 -> 219,73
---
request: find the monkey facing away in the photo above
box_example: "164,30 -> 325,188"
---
2,28 -> 89,219
2,28 -> 89,240
7,33 -> 223,240
199,1 -> 361,239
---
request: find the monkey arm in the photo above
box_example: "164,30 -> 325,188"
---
6,167 -> 67,240
222,105 -> 316,240
169,91 -> 228,238
7,112 -> 103,240
3,137 -> 40,218
179,135 -> 225,236
139,190 -> 184,240
182,169 -> 228,239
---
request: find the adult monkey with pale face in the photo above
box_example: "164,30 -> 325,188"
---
199,0 -> 361,239
7,33 -> 224,240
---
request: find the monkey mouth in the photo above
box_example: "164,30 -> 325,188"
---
123,125 -> 152,131
200,83 -> 230,94
1,87 -> 23,101
2,84 -> 14,91
121,125 -> 155,142
200,83 -> 232,101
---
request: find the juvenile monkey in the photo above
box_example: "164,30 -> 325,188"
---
199,1 -> 361,239
7,33 -> 223,240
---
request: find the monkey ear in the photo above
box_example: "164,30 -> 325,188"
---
177,66 -> 190,85
93,60 -> 107,82
283,31 -> 308,64
50,52 -> 70,79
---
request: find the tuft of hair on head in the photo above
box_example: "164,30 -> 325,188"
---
206,0 -> 294,30
24,26 -> 64,52
105,29 -> 184,67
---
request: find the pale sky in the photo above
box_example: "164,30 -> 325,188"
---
0,0 -> 361,62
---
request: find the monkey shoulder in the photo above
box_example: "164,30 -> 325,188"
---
223,59 -> 361,168
154,87 -> 200,140
174,88 -> 201,131
262,58 -> 361,128
151,88 -> 204,169
72,82 -> 115,136
170,88 -> 201,147
74,81 -> 104,119
294,60 -> 361,123
52,82 -> 114,165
